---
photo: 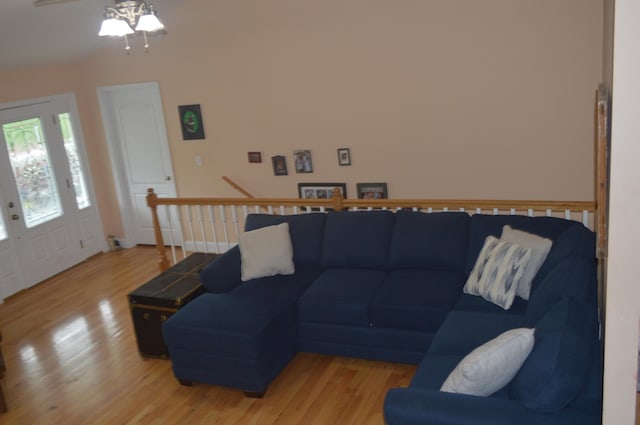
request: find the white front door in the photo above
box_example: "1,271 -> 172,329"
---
98,82 -> 178,246
0,95 -> 103,296
0,209 -> 23,301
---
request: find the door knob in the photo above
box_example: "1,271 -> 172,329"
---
10,214 -> 19,220
8,202 -> 14,208
165,176 -> 172,181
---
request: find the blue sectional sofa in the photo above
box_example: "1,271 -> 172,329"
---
162,210 -> 602,425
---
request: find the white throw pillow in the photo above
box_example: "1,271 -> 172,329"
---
500,226 -> 552,300
440,328 -> 535,396
238,222 -> 295,281
464,236 -> 532,310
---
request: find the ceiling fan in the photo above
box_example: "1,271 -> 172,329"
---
33,0 -> 83,6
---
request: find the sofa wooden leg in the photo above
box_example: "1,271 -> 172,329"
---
178,379 -> 193,387
244,390 -> 265,398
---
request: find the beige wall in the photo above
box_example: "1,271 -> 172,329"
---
0,0 -> 603,237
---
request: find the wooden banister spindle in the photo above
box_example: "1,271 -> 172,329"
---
146,189 -> 169,272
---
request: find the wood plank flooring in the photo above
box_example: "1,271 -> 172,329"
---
0,247 -> 415,425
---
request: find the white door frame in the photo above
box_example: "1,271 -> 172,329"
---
97,81 -> 176,248
0,92 -> 104,299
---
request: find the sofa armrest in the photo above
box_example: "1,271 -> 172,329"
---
383,388 -> 600,425
199,246 -> 242,293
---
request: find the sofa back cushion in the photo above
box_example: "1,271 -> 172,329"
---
530,223 -> 595,292
511,297 -> 598,412
322,210 -> 395,269
464,215 -> 586,276
245,213 -> 326,269
390,211 -> 469,270
525,256 -> 596,325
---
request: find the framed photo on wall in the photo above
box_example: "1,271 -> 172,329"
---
337,148 -> 351,166
293,150 -> 313,173
178,104 -> 206,140
248,152 -> 262,163
356,182 -> 388,199
272,155 -> 288,176
298,183 -> 347,200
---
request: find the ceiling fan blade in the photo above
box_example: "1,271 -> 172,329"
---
33,0 -> 82,6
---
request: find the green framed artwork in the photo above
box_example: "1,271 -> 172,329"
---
178,104 -> 205,140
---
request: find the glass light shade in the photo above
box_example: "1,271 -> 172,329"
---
135,14 -> 165,32
99,18 -> 135,37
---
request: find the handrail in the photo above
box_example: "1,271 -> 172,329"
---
146,188 -> 596,272
148,188 -> 595,213
222,176 -> 277,215
147,189 -> 596,213
222,176 -> 255,199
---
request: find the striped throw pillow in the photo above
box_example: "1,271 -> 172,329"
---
464,236 -> 532,310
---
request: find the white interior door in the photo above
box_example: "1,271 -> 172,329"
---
0,95 -> 103,296
98,82 -> 178,246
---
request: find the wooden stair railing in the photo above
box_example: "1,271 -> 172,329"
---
223,176 -> 278,215
222,176 -> 255,199
147,188 -> 596,273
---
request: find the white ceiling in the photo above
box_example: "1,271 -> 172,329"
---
0,0 -> 178,71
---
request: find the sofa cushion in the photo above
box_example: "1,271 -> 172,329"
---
453,293 -> 527,316
389,211 -> 469,271
245,213 -> 326,269
525,257 -> 596,325
500,225 -> 552,300
163,270 -> 320,357
531,223 -> 596,292
232,269 -> 322,302
428,310 -> 525,356
298,322 -> 432,364
512,297 -> 598,412
411,354 -> 466,391
322,211 -> 395,270
371,269 -> 465,332
199,246 -> 242,293
239,223 -> 294,281
465,215 -> 575,276
298,269 -> 388,326
463,236 -> 532,310
440,328 -> 535,397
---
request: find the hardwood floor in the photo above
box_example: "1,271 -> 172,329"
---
0,247 -> 415,425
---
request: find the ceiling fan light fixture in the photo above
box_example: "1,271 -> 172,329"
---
135,13 -> 165,33
99,17 -> 134,37
98,1 -> 165,52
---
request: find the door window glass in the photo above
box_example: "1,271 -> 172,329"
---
58,113 -> 90,209
3,117 -> 63,228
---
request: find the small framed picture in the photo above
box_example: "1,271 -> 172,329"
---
271,155 -> 288,176
248,152 -> 262,163
337,148 -> 351,166
178,104 -> 206,140
357,182 -> 388,199
298,183 -> 347,199
293,150 -> 313,173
